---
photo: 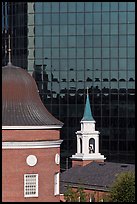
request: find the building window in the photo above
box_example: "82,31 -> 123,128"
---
24,174 -> 38,197
54,172 -> 59,195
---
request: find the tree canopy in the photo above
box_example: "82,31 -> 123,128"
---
108,171 -> 135,202
64,186 -> 89,202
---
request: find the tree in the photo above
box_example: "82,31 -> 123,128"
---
64,186 -> 89,202
109,171 -> 135,202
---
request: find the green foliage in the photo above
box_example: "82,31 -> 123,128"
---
64,171 -> 135,202
99,193 -> 112,202
109,171 -> 135,202
64,186 -> 88,202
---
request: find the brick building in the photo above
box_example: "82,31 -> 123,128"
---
2,61 -> 63,202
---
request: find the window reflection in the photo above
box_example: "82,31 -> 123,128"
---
60,2 -> 67,12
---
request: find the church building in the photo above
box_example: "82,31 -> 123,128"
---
60,90 -> 134,202
2,50 -> 63,201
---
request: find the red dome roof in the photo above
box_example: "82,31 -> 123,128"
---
2,63 -> 63,128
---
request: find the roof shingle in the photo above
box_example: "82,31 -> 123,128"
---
60,161 -> 135,193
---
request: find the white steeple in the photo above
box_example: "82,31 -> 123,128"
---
71,89 -> 106,164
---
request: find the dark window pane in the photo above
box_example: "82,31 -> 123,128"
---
102,36 -> 110,47
85,13 -> 92,24
76,25 -> 84,35
44,3 -> 51,12
93,2 -> 101,11
68,13 -> 76,24
76,2 -> 84,12
128,2 -> 135,11
51,2 -> 59,12
119,2 -> 127,11
128,36 -> 135,47
76,13 -> 84,24
102,2 -> 109,11
110,2 -> 118,11
110,12 -> 118,23
85,25 -> 92,35
102,13 -> 109,24
119,12 -> 127,23
52,14 -> 59,24
68,25 -> 76,35
85,2 -> 92,12
68,2 -> 76,12
60,13 -> 67,24
93,25 -> 101,35
35,2 -> 43,12
102,117 -> 109,127
60,2 -> 67,12
44,14 -> 51,24
119,25 -> 127,35
93,13 -> 101,24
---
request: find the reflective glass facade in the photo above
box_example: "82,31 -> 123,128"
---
2,2 -> 28,68
2,2 -> 135,169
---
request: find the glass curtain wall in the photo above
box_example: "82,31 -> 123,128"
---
2,2 -> 28,68
2,2 -> 135,170
28,2 -> 135,169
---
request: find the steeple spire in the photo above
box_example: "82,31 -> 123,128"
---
8,34 -> 12,65
81,88 -> 94,121
87,86 -> 88,95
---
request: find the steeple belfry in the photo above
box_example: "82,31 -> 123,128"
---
71,90 -> 106,167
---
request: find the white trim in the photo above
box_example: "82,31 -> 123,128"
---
54,172 -> 60,195
2,140 -> 63,149
80,120 -> 95,123
2,125 -> 62,130
55,153 -> 60,165
26,155 -> 37,166
71,153 -> 106,161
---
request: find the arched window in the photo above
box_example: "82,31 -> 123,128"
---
89,138 -> 95,153
80,138 -> 82,153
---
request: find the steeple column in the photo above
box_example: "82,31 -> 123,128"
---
95,135 -> 99,154
77,135 -> 80,153
82,136 -> 89,155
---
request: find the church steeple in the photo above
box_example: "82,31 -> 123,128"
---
81,88 -> 94,122
71,89 -> 106,167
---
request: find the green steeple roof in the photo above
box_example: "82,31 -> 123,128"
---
81,89 -> 95,121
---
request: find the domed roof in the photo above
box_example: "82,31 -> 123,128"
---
2,63 -> 63,128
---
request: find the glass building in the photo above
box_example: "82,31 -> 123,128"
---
2,2 -> 28,68
2,2 -> 135,170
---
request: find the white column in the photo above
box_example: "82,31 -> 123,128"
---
82,136 -> 88,155
77,135 -> 80,153
95,135 -> 99,153
84,136 -> 89,155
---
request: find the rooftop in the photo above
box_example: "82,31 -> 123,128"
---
2,63 -> 63,128
60,161 -> 135,193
